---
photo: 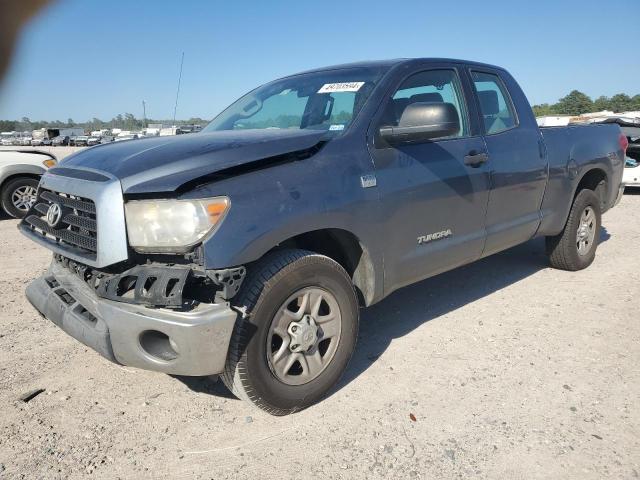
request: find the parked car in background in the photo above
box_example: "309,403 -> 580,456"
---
114,133 -> 138,142
623,157 -> 639,188
100,135 -> 115,144
1,137 -> 15,146
52,135 -> 70,146
0,150 -> 56,218
87,136 -> 102,146
0,132 -> 14,145
606,118 -> 640,191
159,126 -> 181,136
177,124 -> 203,134
21,136 -> 32,146
32,128 -> 85,146
31,128 -> 53,146
31,137 -> 52,146
74,135 -> 89,146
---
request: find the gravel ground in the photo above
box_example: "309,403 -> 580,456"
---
0,193 -> 639,480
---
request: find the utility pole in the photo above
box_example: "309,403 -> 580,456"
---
172,52 -> 184,125
142,100 -> 147,127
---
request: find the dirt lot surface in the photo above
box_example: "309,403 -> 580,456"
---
1,193 -> 639,479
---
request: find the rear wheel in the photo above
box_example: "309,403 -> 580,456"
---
221,249 -> 359,415
1,177 -> 39,218
546,189 -> 602,271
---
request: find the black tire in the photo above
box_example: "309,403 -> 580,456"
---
1,177 -> 39,219
221,249 -> 359,415
546,189 -> 602,271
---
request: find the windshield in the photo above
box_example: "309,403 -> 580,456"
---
203,66 -> 388,135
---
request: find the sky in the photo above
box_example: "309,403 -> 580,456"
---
0,0 -> 638,122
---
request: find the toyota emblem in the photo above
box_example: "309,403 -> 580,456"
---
46,203 -> 63,227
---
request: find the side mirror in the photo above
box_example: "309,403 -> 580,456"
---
379,102 -> 460,145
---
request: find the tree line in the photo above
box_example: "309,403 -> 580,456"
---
532,91 -> 640,117
2,91 -> 639,133
0,114 -> 210,133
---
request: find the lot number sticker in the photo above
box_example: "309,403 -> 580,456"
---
318,82 -> 365,93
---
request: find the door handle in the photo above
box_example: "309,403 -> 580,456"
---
464,151 -> 489,167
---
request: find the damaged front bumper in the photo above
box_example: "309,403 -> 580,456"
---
26,260 -> 238,376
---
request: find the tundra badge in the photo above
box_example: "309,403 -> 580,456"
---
418,229 -> 452,245
360,174 -> 377,188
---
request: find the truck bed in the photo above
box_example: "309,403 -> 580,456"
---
538,122 -> 624,235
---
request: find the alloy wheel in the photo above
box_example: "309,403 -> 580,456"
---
266,287 -> 342,386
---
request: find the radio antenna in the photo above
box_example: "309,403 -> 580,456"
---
172,52 -> 184,124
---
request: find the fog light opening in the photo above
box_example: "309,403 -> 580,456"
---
139,330 -> 179,362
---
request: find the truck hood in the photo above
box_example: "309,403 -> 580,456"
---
56,129 -> 327,195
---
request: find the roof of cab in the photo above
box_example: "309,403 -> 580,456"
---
294,58 -> 506,76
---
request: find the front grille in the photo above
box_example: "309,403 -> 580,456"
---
23,189 -> 98,256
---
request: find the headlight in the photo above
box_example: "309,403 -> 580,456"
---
124,197 -> 230,253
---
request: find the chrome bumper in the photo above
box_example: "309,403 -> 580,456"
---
26,261 -> 237,376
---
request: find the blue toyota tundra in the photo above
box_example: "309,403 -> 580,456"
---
19,58 -> 626,414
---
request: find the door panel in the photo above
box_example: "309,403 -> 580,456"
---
482,129 -> 547,255
370,136 -> 490,293
368,67 -> 491,295
469,70 -> 547,256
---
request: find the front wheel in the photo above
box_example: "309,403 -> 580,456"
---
221,249 -> 359,415
1,177 -> 39,218
546,189 -> 602,271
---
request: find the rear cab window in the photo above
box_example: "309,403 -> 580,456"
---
470,71 -> 518,135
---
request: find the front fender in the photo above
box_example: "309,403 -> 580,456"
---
179,137 -> 385,302
200,165 -> 381,268
0,164 -> 46,186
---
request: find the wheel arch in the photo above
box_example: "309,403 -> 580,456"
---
0,163 -> 45,193
0,172 -> 42,192
274,228 -> 377,307
573,167 -> 608,210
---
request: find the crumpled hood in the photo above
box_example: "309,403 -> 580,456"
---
56,129 -> 326,195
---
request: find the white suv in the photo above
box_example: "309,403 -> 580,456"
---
0,150 -> 56,218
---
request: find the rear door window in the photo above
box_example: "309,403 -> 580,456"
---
471,71 -> 517,134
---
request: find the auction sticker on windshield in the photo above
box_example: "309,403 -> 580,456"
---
318,82 -> 364,93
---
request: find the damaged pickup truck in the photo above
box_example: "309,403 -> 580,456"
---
20,58 -> 626,415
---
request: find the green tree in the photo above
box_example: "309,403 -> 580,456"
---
91,117 -> 104,129
554,90 -> 593,115
184,117 -> 209,125
0,120 -> 17,131
593,96 -> 611,112
17,117 -> 33,131
123,113 -> 135,130
332,110 -> 353,123
532,103 -> 556,116
609,93 -> 632,113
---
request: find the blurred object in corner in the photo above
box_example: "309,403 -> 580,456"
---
0,0 -> 51,81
